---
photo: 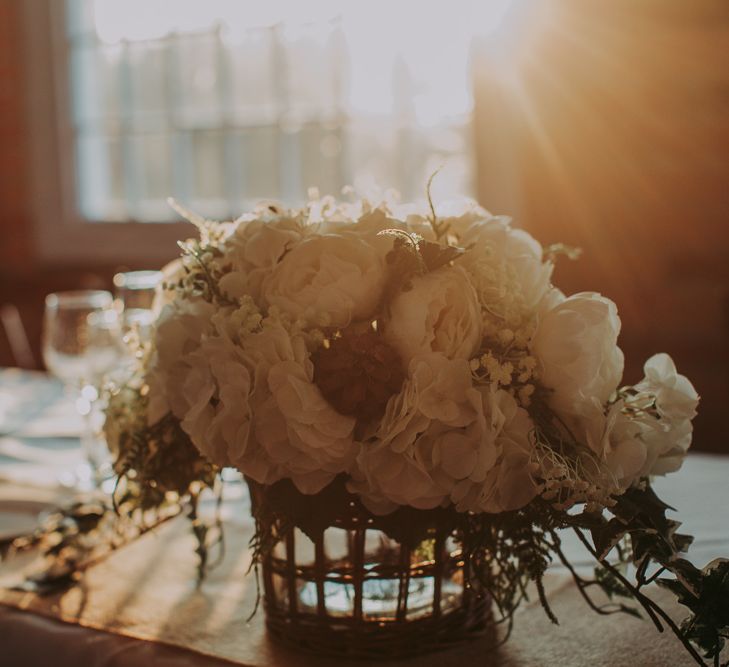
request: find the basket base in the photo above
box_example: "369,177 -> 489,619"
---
263,595 -> 493,660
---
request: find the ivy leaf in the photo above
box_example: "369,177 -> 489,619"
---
418,239 -> 465,272
658,559 -> 729,660
591,517 -> 629,560
612,484 -> 676,526
612,485 -> 689,569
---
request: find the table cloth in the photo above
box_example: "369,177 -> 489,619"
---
0,369 -> 727,666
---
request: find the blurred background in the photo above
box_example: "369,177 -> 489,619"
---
0,0 -> 727,451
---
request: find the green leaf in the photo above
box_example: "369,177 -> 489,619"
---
591,517 -> 628,560
418,239 -> 465,272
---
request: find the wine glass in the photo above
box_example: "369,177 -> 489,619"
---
42,290 -> 123,488
113,270 -> 162,342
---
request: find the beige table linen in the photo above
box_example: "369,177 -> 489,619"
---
0,367 -> 726,666
1,464 -> 727,667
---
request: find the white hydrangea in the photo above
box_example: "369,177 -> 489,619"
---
352,353 -> 537,514
244,323 -> 358,493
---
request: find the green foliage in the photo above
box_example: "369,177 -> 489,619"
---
659,559 -> 729,663
2,498 -> 180,596
113,411 -> 217,513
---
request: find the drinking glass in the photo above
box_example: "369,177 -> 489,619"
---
113,270 -> 162,341
42,290 -> 123,488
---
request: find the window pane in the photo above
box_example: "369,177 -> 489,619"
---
227,29 -> 278,125
281,23 -> 343,122
173,35 -> 223,129
127,133 -> 175,221
187,130 -> 228,218
76,132 -> 125,220
70,44 -> 123,129
296,123 -> 345,197
66,0 -> 95,39
237,126 -> 280,203
66,0 -> 475,222
127,42 -> 169,130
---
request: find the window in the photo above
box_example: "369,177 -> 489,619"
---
23,0 -> 514,261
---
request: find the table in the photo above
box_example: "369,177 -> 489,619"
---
1,369 -> 727,666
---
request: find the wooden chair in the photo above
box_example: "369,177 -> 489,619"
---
0,304 -> 37,369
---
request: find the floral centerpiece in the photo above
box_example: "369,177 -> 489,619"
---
105,190 -> 728,663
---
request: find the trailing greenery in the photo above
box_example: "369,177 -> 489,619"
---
462,485 -> 729,666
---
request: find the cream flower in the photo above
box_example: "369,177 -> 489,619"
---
439,386 -> 538,513
554,354 -> 698,494
568,399 -> 648,493
146,298 -> 216,426
632,353 -> 699,476
246,323 -> 358,493
531,292 -> 624,416
226,215 -> 304,272
384,265 -> 482,364
176,334 -> 255,471
459,216 -> 553,320
437,200 -> 492,239
221,215 -> 306,302
351,354 -> 475,512
411,353 -> 476,426
352,354 -> 537,514
147,301 -> 356,493
146,299 -> 263,469
262,233 -> 388,328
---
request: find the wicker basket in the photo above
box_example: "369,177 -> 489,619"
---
248,477 -> 492,659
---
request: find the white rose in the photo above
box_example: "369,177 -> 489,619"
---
221,216 -> 305,302
531,292 -> 624,416
632,353 -> 699,476
384,265 -> 482,364
459,216 -> 553,318
226,215 -> 304,272
246,324 -> 357,493
262,233 -> 388,328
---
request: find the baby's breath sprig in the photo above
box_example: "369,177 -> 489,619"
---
176,240 -> 236,307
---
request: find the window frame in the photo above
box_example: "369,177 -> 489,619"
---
21,0 -> 192,265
